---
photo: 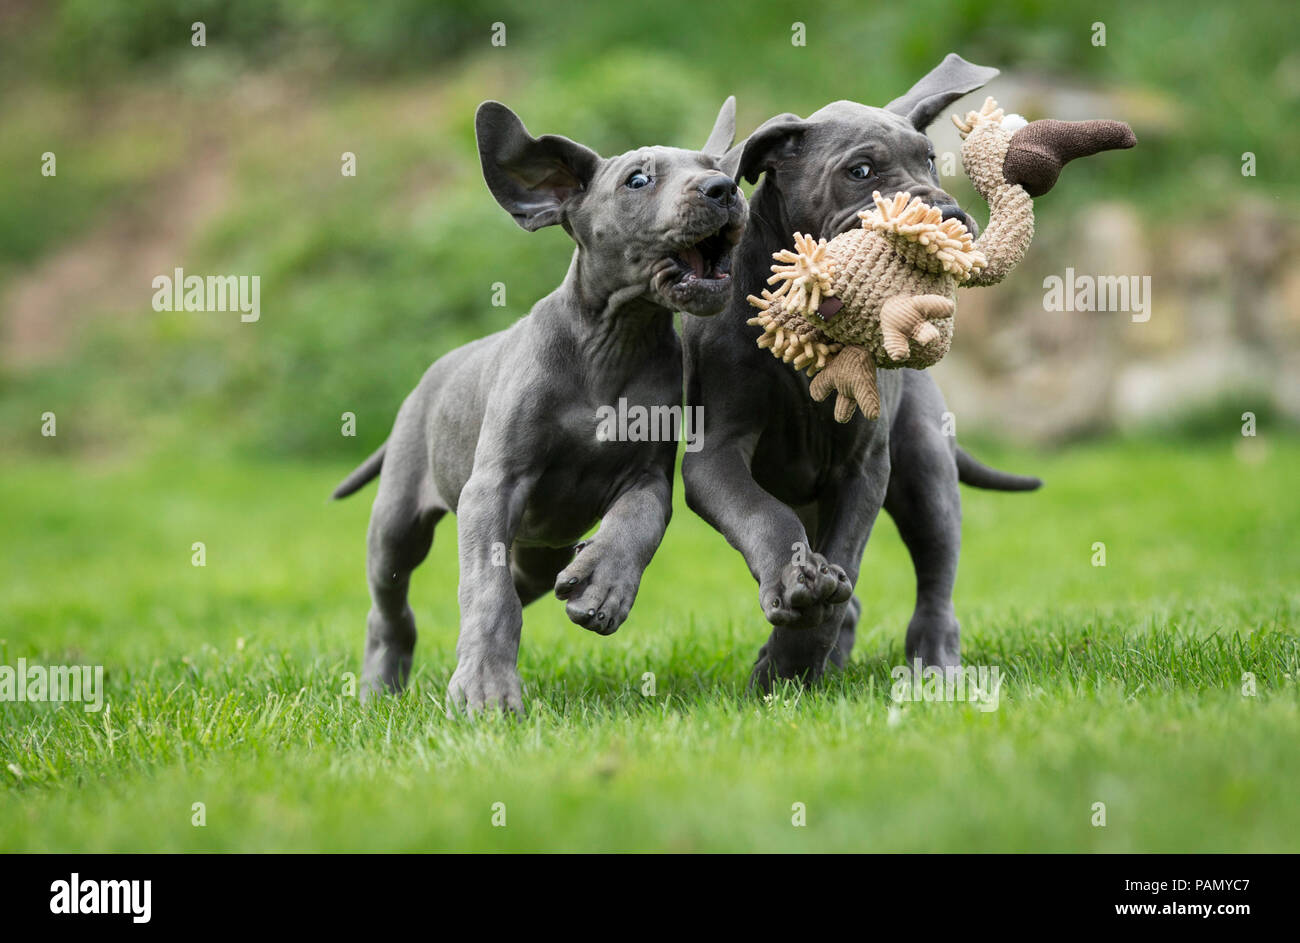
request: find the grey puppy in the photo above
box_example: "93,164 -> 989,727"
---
682,55 -> 1040,689
332,99 -> 747,712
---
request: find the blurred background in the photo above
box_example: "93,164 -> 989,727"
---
2,0 -> 1297,461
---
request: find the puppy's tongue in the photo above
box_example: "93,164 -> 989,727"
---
680,245 -> 705,277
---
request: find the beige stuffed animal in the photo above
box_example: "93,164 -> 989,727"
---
747,97 -> 1136,421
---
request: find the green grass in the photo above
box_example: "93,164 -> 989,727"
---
1,435 -> 1297,852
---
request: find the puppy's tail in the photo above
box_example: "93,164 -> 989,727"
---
331,443 -> 386,499
956,447 -> 1041,492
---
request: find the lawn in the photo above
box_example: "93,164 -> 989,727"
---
1,434 -> 1296,852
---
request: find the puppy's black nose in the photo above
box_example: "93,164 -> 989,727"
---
699,175 -> 737,205
938,204 -> 968,225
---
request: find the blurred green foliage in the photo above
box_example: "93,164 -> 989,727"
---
2,0 -> 1297,458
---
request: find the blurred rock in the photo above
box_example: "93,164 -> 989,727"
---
936,198 -> 1300,441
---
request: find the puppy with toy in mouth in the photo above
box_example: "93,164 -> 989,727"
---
682,56 -> 1049,690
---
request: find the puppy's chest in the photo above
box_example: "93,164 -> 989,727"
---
553,370 -> 684,451
517,395 -> 680,543
750,377 -> 896,502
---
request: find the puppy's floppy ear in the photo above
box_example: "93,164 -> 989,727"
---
885,53 -> 999,131
702,95 -> 736,157
475,101 -> 601,231
735,113 -> 808,185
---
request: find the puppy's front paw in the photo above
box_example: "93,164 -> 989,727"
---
760,548 -> 852,629
447,659 -> 524,716
748,628 -> 836,691
554,544 -> 639,636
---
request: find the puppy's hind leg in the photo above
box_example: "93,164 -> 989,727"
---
885,373 -> 961,670
362,474 -> 445,700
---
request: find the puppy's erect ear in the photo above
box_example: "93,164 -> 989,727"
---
719,140 -> 744,182
475,101 -> 601,231
885,53 -> 999,131
703,95 -> 736,158
735,113 -> 808,185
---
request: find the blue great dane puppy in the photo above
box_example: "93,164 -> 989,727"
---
334,99 -> 746,712
683,56 -> 1041,689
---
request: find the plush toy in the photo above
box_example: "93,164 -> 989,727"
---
747,97 -> 1136,421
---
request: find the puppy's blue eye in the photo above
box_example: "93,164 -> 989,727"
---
928,157 -> 937,174
625,171 -> 651,189
849,164 -> 873,180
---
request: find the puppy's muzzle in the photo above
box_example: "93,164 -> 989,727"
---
651,178 -> 747,316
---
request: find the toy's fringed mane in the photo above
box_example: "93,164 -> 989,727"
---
859,192 -> 986,279
950,94 -> 1006,136
747,281 -> 842,374
766,232 -> 834,315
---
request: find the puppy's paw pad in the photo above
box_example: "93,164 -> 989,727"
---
563,583 -> 634,635
554,549 -> 639,636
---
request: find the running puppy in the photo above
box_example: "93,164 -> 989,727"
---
333,99 -> 746,712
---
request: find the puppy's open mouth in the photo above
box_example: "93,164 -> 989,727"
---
674,227 -> 734,281
652,222 -> 741,314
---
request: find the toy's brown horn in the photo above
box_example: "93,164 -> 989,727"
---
1003,119 -> 1137,197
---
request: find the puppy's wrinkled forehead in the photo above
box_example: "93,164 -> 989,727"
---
804,101 -> 932,161
809,99 -> 911,127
